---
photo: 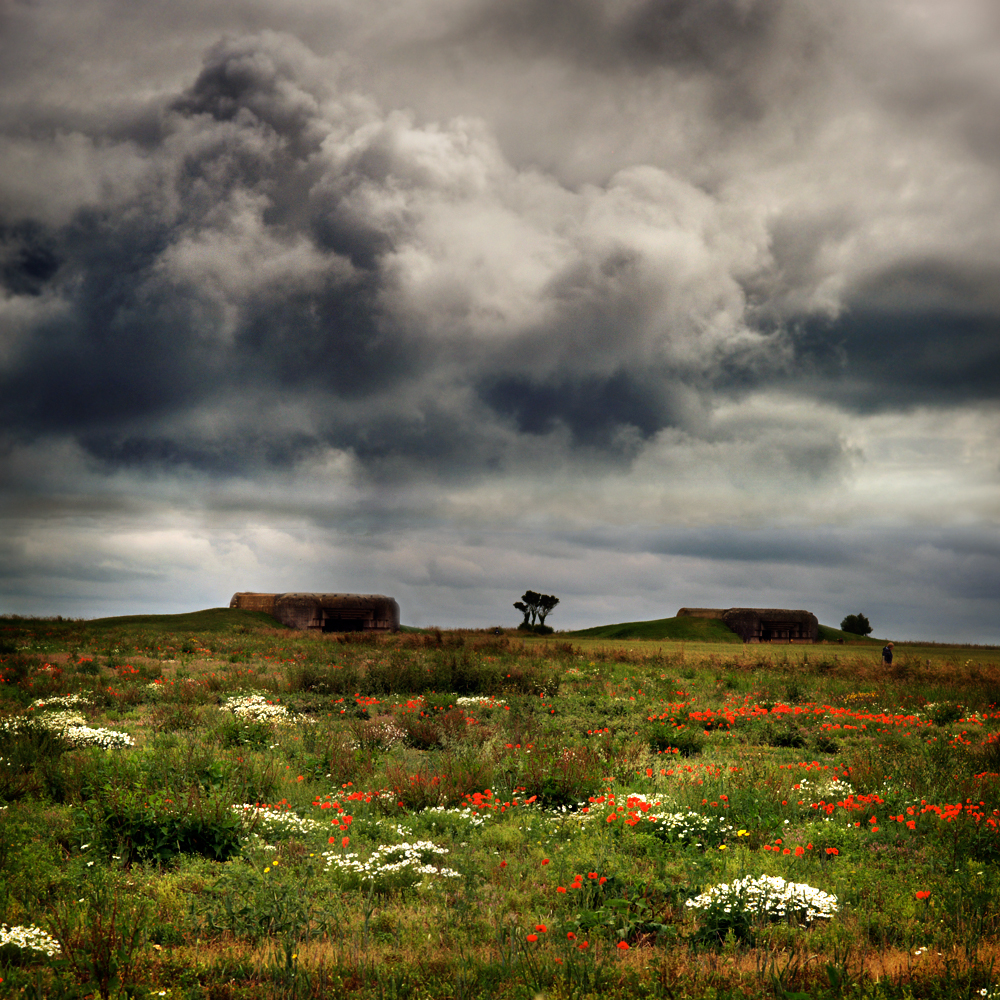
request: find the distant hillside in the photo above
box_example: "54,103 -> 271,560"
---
569,617 -> 885,644
567,616 -> 742,642
817,624 -> 882,644
82,608 -> 280,633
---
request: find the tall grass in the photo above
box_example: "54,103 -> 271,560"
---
0,619 -> 998,998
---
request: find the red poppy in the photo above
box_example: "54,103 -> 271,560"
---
526,934 -> 538,943
617,941 -> 630,950
567,931 -> 576,940
915,890 -> 931,900
535,924 -> 547,933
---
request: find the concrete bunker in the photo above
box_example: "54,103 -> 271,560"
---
677,607 -> 819,643
230,593 -> 400,633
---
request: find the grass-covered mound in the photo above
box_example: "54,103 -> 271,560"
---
1,607 -> 280,641
568,615 -> 742,642
572,618 -> 887,645
83,607 -> 281,633
817,623 -> 883,643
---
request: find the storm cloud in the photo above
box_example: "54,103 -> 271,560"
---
1,1 -> 998,639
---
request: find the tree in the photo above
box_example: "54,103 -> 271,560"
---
514,590 -> 542,627
840,612 -> 872,636
537,594 -> 559,626
513,591 -> 559,631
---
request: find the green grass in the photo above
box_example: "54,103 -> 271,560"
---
569,616 -> 888,645
817,623 -> 883,643
83,607 -> 282,632
1,614 -> 999,999
567,615 -> 743,642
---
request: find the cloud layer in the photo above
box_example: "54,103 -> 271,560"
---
1,1 -> 998,639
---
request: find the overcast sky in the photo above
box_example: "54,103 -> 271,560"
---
2,0 -> 999,641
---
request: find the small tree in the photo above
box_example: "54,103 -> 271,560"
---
840,612 -> 872,636
513,591 -> 558,631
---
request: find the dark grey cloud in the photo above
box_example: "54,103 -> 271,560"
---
0,29 -> 770,480
2,18 -> 998,488
0,221 -> 61,298
479,370 -> 685,449
0,2 -> 998,639
457,0 -> 787,67
451,0 -> 806,122
786,307 -> 1000,413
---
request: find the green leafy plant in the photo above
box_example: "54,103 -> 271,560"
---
84,786 -> 246,864
46,871 -> 150,1000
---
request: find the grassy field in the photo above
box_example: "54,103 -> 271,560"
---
1,611 -> 999,999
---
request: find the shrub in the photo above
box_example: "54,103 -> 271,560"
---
926,701 -> 964,727
85,786 -> 246,864
46,871 -> 150,999
516,745 -> 603,807
215,716 -> 274,750
840,613 -> 873,636
647,725 -> 705,756
769,728 -> 807,749
0,717 -> 76,801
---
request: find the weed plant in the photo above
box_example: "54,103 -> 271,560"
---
1,613 -> 999,998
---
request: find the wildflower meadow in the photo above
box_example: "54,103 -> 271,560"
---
1,609 -> 999,999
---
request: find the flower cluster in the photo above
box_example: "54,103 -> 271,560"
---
35,709 -> 87,729
644,808 -> 733,845
222,693 -> 291,722
794,776 -> 855,800
29,694 -> 91,710
231,804 -> 323,837
62,725 -> 135,749
0,923 -> 61,957
455,696 -> 507,707
354,719 -> 407,750
322,840 -> 461,891
686,875 -> 839,925
422,804 -> 490,828
1,712 -> 134,748
555,871 -> 609,893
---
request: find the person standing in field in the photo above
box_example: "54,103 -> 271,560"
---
882,641 -> 894,665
